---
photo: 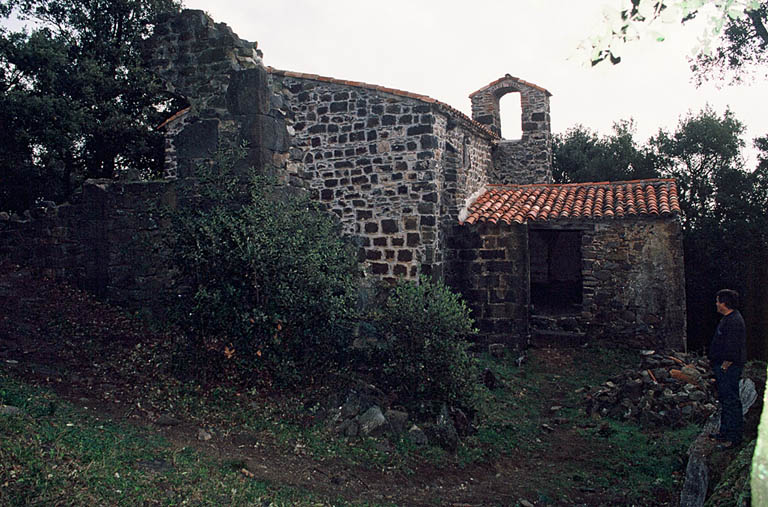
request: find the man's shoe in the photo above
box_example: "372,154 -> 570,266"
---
709,433 -> 728,441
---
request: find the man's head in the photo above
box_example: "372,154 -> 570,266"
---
716,289 -> 739,315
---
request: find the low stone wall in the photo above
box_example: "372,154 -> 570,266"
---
0,180 -> 182,310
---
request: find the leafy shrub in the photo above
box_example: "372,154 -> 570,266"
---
368,276 -> 479,414
167,148 -> 360,385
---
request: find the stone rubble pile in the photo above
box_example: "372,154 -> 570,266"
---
583,350 -> 718,427
327,381 -> 471,452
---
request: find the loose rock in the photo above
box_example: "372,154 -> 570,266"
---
358,406 -> 387,436
0,405 -> 23,416
584,350 -> 718,428
384,409 -> 409,435
155,414 -> 181,426
408,424 -> 428,446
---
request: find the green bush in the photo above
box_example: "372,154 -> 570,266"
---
167,149 -> 360,385
369,277 -> 479,415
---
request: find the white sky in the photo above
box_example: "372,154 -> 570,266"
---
184,0 -> 767,165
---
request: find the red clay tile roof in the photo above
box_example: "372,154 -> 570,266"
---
267,67 -> 499,139
157,106 -> 191,130
462,179 -> 681,225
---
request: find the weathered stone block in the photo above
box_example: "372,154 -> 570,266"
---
241,114 -> 289,153
226,67 -> 269,115
480,249 -> 505,260
381,219 -> 398,233
369,263 -> 389,275
175,120 -> 219,159
397,250 -> 413,262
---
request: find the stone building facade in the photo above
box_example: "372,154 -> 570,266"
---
0,9 -> 687,350
268,70 -> 496,280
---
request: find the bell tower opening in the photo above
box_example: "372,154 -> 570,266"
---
499,91 -> 522,140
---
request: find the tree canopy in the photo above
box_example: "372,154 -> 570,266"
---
649,106 -> 746,231
553,120 -> 658,184
0,0 -> 181,213
585,0 -> 767,82
690,1 -> 768,82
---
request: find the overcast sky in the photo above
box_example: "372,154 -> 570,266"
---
184,0 -> 767,165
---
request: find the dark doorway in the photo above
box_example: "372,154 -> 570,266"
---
529,229 -> 582,314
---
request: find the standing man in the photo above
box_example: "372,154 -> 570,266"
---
708,289 -> 747,449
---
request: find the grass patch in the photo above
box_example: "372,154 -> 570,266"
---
0,372 -> 345,506
575,418 -> 698,495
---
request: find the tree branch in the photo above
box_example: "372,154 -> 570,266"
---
747,9 -> 768,47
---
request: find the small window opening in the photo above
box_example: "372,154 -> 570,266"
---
529,229 -> 582,315
499,92 -> 522,140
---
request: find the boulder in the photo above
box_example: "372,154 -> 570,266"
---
0,405 -> 23,416
407,424 -> 428,446
340,392 -> 362,419
336,418 -> 359,437
358,406 -> 387,437
384,409 -> 409,435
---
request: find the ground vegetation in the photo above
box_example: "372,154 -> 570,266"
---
1,262 -> 734,505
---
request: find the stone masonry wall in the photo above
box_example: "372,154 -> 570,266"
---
581,218 -> 686,350
0,180 -> 183,310
150,10 -> 289,179
270,72 -> 495,281
444,223 -> 529,347
444,216 -> 686,348
470,75 -> 552,185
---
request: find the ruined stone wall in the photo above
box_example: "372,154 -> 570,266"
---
470,75 -> 552,185
270,72 -> 494,281
150,10 -> 288,178
581,218 -> 687,350
0,180 -> 182,310
444,223 -> 529,347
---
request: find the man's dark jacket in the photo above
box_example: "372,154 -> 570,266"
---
708,310 -> 747,366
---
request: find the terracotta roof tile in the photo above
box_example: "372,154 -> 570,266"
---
462,179 -> 681,225
157,106 -> 191,130
267,67 -> 498,139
